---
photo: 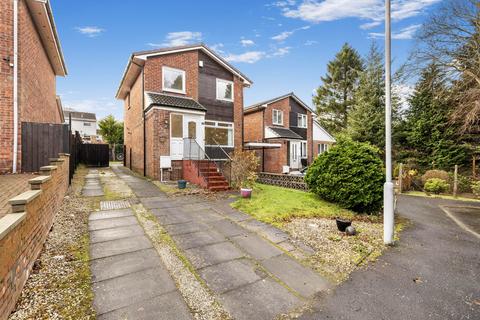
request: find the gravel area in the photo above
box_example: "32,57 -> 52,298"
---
283,218 -> 384,283
9,167 -> 95,320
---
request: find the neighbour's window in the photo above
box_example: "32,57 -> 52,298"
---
318,143 -> 328,154
205,121 -> 233,147
272,109 -> 283,125
216,79 -> 234,101
84,122 -> 91,126
300,141 -> 307,158
162,66 -> 186,94
171,114 -> 183,138
297,114 -> 307,128
188,121 -> 196,139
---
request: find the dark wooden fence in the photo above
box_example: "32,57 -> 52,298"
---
21,122 -> 69,172
80,144 -> 109,167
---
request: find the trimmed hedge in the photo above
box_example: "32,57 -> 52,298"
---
305,138 -> 384,214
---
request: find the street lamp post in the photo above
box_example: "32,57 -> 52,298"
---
384,0 -> 394,245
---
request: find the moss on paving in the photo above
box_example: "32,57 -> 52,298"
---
231,183 -> 378,227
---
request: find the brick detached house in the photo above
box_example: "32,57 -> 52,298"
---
0,0 -> 67,174
244,93 -> 335,173
117,44 -> 252,190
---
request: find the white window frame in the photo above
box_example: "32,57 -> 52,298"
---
300,141 -> 307,158
216,78 -> 234,102
162,66 -> 186,94
204,120 -> 234,147
297,113 -> 307,128
272,109 -> 283,125
318,143 -> 328,154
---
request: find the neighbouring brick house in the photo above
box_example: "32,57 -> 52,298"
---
0,0 -> 67,174
117,44 -> 252,190
244,93 -> 335,173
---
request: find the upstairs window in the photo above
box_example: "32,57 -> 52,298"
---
216,79 -> 234,102
272,109 -> 283,125
162,66 -> 186,94
84,122 -> 91,126
297,113 -> 307,128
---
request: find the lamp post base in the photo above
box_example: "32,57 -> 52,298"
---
383,181 -> 395,245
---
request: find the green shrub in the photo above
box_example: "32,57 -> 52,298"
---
472,181 -> 480,198
448,173 -> 472,193
424,178 -> 449,194
305,138 -> 384,214
421,170 -> 449,185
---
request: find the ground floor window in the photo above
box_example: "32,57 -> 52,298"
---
205,121 -> 234,147
300,141 -> 307,158
318,143 -> 328,154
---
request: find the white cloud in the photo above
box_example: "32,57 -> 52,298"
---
76,26 -> 105,37
271,25 -> 310,42
360,21 -> 382,30
283,0 -> 439,26
224,51 -> 266,64
271,47 -> 291,57
210,43 -> 225,54
149,31 -> 202,47
304,40 -> 318,45
393,83 -> 414,111
369,24 -> 421,40
267,0 -> 296,8
240,39 -> 255,47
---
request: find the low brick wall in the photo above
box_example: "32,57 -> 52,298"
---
0,154 -> 70,320
257,172 -> 308,191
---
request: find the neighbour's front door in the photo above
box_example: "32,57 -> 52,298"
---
290,141 -> 300,169
170,114 -> 184,160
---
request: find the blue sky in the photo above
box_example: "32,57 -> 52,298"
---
52,0 -> 442,121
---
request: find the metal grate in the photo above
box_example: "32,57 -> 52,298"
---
100,200 -> 131,210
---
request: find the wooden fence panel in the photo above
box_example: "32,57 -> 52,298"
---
21,122 -> 69,172
80,144 -> 109,167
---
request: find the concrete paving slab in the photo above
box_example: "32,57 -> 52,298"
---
220,278 -> 302,320
231,233 -> 283,260
240,219 -> 270,233
89,208 -> 134,221
88,216 -> 138,231
185,241 -> 244,269
90,224 -> 145,243
209,219 -> 249,237
262,254 -> 331,297
191,209 -> 224,223
221,210 -> 251,222
90,235 -> 152,260
98,291 -> 193,320
164,221 -> 208,235
155,212 -> 194,225
91,248 -> 162,282
93,267 -> 176,315
82,189 -> 104,197
257,226 -> 290,244
199,258 -> 264,294
172,230 -> 226,250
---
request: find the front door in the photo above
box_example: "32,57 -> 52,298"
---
290,141 -> 300,169
170,112 -> 205,160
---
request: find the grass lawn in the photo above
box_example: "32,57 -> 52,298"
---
403,190 -> 480,202
231,183 -> 378,226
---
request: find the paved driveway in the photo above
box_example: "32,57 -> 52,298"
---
300,195 -> 480,320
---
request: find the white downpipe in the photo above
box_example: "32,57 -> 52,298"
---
12,0 -> 19,173
384,0 -> 394,245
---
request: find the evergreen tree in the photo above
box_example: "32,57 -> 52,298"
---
313,43 -> 363,134
403,64 -> 469,169
348,43 -> 398,149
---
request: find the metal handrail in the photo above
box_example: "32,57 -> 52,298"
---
212,138 -> 233,161
183,137 -> 213,186
211,138 -> 233,185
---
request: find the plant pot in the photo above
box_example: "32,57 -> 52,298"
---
240,188 -> 252,198
336,218 -> 352,232
177,180 -> 187,189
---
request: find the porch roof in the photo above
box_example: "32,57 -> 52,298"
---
266,127 -> 303,140
145,92 -> 207,112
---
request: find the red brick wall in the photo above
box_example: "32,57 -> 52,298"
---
0,1 -> 60,173
233,76 -> 244,151
124,71 -> 144,175
0,154 -> 69,319
0,0 -> 15,173
264,97 -> 290,128
144,51 -> 199,100
145,108 -> 171,180
243,110 -> 263,143
264,139 -> 288,173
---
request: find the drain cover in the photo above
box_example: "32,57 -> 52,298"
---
100,200 -> 131,210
